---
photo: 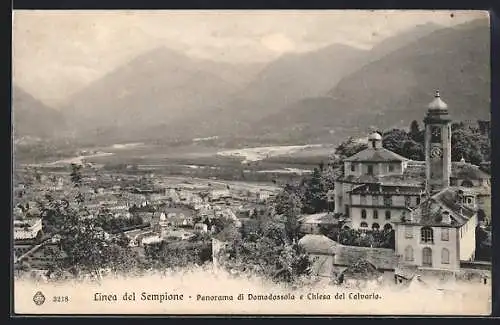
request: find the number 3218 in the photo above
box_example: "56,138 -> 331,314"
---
53,296 -> 69,303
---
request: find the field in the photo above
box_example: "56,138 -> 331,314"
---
17,142 -> 337,184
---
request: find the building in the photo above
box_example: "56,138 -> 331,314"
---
332,90 -> 490,272
334,91 -> 490,231
333,132 -> 425,230
394,187 -> 477,271
14,218 -> 43,242
298,212 -> 339,235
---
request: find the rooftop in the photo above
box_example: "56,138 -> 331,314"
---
344,147 -> 408,163
334,243 -> 398,270
298,213 -> 338,225
337,160 -> 490,185
349,183 -> 424,195
427,90 -> 448,111
298,234 -> 337,255
399,187 -> 477,227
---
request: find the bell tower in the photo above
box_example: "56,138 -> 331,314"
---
424,90 -> 452,194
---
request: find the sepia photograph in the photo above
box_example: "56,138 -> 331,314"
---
11,10 -> 492,315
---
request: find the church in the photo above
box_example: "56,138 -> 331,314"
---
333,90 -> 490,270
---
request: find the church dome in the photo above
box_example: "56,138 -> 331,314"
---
368,132 -> 382,141
427,90 -> 448,110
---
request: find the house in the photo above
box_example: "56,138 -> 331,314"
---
394,187 -> 478,271
194,223 -> 209,233
14,218 -> 43,242
348,183 -> 425,231
298,212 -> 339,235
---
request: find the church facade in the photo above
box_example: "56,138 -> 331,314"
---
333,90 -> 490,271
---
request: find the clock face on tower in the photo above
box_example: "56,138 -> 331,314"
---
430,145 -> 443,159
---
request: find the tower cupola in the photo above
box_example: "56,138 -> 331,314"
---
368,131 -> 383,149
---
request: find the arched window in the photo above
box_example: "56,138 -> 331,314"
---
441,248 -> 450,264
385,210 -> 391,220
383,223 -> 393,232
421,227 -> 434,243
360,222 -> 368,228
361,209 -> 367,219
373,209 -> 378,219
372,223 -> 380,230
405,246 -> 414,261
422,247 -> 433,267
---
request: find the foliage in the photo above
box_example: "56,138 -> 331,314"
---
383,128 -> 424,161
335,228 -> 395,249
334,137 -> 368,161
36,167 -> 143,281
144,240 -> 212,270
217,218 -> 310,283
95,213 -> 145,233
381,120 -> 490,163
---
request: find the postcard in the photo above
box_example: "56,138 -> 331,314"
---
11,9 -> 492,315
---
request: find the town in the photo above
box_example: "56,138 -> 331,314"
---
13,91 -> 491,293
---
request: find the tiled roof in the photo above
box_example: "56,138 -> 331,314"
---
395,264 -> 418,280
401,187 -> 476,227
340,259 -> 382,280
345,148 -> 408,162
350,183 -> 424,195
298,213 -> 339,225
298,234 -> 337,255
334,244 -> 398,270
337,160 -> 490,185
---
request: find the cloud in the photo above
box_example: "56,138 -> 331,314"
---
260,33 -> 296,53
12,10 -> 486,107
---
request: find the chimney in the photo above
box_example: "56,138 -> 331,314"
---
441,211 -> 451,224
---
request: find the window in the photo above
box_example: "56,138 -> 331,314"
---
422,247 -> 433,267
350,164 -> 355,172
441,248 -> 450,264
367,165 -> 374,175
441,228 -> 449,241
360,222 -> 368,228
405,196 -> 412,207
385,210 -> 391,220
389,164 -> 395,172
405,246 -> 414,261
405,225 -> 413,238
372,223 -> 380,230
383,224 -> 393,232
361,209 -> 367,219
373,209 -> 378,219
421,227 -> 434,243
467,197 -> 472,204
384,196 -> 392,207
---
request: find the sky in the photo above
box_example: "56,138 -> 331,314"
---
12,10 -> 487,108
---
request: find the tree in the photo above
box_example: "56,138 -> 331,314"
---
409,120 -> 420,139
451,128 -> 484,165
334,137 -> 368,161
70,163 -> 83,187
217,218 -> 310,283
302,168 -> 328,214
38,173 -> 142,281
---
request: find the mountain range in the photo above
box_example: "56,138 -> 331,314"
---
12,18 -> 490,147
